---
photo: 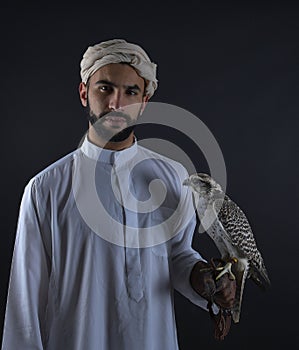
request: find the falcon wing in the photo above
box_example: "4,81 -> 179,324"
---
214,196 -> 270,289
194,194 -> 234,259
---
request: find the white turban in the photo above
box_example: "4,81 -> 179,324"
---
80,39 -> 158,98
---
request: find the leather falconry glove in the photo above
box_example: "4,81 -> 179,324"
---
190,258 -> 237,340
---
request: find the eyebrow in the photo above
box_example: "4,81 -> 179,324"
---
95,80 -> 142,92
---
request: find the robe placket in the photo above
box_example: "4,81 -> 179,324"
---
113,154 -> 144,303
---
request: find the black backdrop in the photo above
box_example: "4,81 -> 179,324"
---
1,1 -> 298,348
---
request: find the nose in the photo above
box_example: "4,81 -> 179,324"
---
108,91 -> 125,111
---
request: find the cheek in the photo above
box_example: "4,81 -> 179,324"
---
123,103 -> 143,118
88,93 -> 106,111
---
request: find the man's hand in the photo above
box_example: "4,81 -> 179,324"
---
190,259 -> 237,340
214,273 -> 236,309
190,260 -> 236,309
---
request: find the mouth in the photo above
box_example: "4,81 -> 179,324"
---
103,115 -> 128,127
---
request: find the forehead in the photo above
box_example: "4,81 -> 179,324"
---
89,63 -> 145,87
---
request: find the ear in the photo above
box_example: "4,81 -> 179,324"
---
140,94 -> 150,114
79,82 -> 88,107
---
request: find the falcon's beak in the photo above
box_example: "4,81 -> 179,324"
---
183,178 -> 190,186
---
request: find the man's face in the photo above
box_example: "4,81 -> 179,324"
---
79,63 -> 149,142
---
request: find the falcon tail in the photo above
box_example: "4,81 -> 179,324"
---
231,259 -> 249,323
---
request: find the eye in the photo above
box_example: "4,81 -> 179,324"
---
126,89 -> 138,96
99,85 -> 112,93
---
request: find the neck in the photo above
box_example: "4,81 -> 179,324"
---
88,127 -> 135,151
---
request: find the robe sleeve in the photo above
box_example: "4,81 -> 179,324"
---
2,178 -> 52,350
169,166 -> 210,310
170,214 -> 211,310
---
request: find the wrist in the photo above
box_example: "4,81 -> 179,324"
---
190,261 -> 214,298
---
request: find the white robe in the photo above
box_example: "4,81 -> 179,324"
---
2,137 -> 208,350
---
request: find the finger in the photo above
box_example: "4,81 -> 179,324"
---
214,287 -> 236,307
215,287 -> 235,300
216,276 -> 236,292
215,276 -> 230,292
214,296 -> 235,309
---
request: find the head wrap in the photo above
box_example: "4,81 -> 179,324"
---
80,39 -> 158,98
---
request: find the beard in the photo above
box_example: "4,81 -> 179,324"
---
87,107 -> 141,143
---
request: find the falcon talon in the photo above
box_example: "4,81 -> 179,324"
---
215,262 -> 235,281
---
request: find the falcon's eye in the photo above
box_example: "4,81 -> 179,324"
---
196,178 -> 205,185
193,178 -> 202,185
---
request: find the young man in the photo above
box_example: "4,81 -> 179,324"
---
2,39 -> 235,349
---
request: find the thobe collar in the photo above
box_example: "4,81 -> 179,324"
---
80,135 -> 138,165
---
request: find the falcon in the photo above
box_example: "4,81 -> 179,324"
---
183,173 -> 270,323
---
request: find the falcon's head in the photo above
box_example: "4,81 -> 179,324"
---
183,173 -> 223,198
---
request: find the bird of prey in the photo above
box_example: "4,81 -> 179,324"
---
183,173 -> 270,323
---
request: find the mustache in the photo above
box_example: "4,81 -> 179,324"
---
88,110 -> 132,127
98,110 -> 132,121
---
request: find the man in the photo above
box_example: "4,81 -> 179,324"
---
2,39 -> 235,349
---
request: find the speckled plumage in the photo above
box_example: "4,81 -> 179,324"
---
183,173 -> 270,323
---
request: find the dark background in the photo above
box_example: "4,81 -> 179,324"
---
1,1 -> 298,348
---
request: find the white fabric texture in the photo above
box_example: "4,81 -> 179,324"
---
2,137 -> 208,350
80,39 -> 158,98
